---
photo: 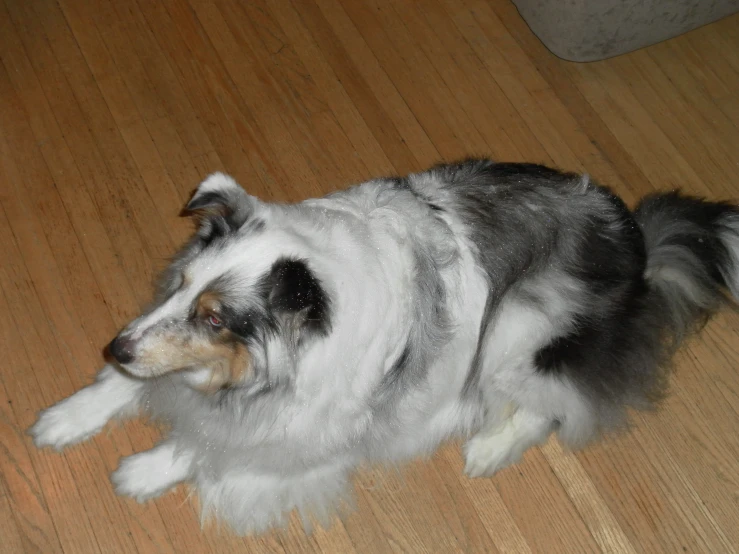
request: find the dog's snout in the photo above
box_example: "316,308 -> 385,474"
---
108,335 -> 135,364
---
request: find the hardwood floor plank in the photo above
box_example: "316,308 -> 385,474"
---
0,194 -> 101,554
265,0 -> 397,179
2,1 -> 738,551
0,317 -> 61,554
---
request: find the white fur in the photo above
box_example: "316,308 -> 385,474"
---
30,365 -> 142,449
196,462 -> 353,533
112,442 -> 194,502
197,172 -> 242,196
464,407 -> 553,477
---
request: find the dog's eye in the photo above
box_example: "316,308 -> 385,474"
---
207,314 -> 223,328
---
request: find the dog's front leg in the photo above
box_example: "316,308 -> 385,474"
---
30,364 -> 144,450
112,441 -> 194,502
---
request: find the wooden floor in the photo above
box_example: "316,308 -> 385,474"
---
1,0 -> 738,552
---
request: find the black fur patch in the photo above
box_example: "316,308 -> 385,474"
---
534,279 -> 646,373
219,305 -> 260,339
263,258 -> 331,337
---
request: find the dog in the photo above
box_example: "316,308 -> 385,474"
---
30,159 -> 739,534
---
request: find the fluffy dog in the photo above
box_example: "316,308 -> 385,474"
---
30,160 -> 739,534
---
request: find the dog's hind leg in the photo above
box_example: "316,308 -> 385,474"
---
112,441 -> 194,502
29,364 -> 143,450
463,405 -> 554,478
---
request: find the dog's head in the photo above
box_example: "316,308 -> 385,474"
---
107,173 -> 332,392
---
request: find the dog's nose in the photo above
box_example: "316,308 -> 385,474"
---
108,335 -> 135,364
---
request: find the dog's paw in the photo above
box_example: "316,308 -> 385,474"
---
463,431 -> 524,478
29,399 -> 105,450
112,453 -> 173,502
112,445 -> 191,503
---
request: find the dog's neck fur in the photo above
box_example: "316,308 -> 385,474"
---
278,182 -> 458,433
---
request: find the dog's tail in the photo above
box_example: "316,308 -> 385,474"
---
634,192 -> 739,344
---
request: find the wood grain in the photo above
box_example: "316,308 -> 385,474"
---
1,0 -> 738,552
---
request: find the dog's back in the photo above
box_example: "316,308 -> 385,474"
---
405,161 -> 739,471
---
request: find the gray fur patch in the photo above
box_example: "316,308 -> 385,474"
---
428,161 -> 603,395
373,238 -> 452,407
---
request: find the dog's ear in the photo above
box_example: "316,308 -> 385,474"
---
258,258 -> 331,384
184,172 -> 257,234
265,258 -> 331,339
